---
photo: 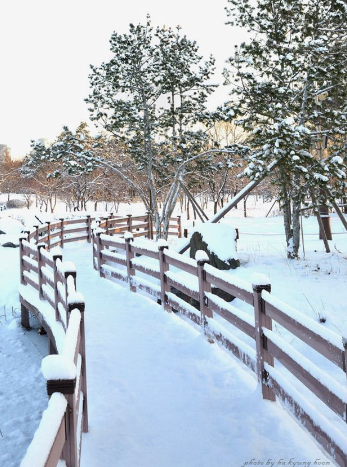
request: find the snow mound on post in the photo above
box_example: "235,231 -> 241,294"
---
195,250 -> 209,262
194,223 -> 238,261
41,355 -> 76,380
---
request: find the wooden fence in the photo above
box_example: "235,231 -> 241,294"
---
25,213 -> 181,248
93,231 -> 347,467
19,238 -> 88,467
19,215 -> 347,466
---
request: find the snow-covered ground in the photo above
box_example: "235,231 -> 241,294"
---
0,196 -> 346,466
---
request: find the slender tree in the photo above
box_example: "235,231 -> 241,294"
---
224,0 -> 347,257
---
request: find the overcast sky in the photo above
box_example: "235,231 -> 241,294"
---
0,0 -> 244,158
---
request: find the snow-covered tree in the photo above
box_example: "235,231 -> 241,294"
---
85,17 -> 216,238
224,0 -> 347,257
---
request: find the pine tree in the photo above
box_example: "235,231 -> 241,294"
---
86,17 -> 216,238
224,0 -> 347,257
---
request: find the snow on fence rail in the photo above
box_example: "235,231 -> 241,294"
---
93,231 -> 347,467
19,238 -> 88,467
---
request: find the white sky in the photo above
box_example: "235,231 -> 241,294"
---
0,0 -> 244,158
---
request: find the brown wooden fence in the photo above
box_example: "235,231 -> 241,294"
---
20,216 -> 347,466
19,238 -> 88,467
26,213 -> 181,248
93,231 -> 347,467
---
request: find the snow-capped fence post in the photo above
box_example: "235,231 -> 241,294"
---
67,300 -> 89,434
95,231 -> 104,276
127,214 -> 133,232
86,215 -> 92,243
177,215 -> 182,238
60,218 -> 65,247
19,237 -> 31,330
19,236 -> 26,286
44,370 -> 78,467
252,277 -> 275,402
46,221 -> 51,249
124,232 -> 136,292
105,215 -> 110,235
92,230 -> 98,271
64,270 -> 77,326
196,251 -> 213,338
37,244 -> 46,299
158,240 -> 170,312
53,251 -> 63,321
25,230 -> 30,242
33,224 -> 39,243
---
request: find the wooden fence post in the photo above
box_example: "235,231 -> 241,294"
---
177,215 -> 182,238
146,212 -> 153,239
158,242 -> 170,312
46,378 -> 78,467
46,221 -> 51,249
37,244 -> 46,299
92,230 -> 98,271
86,215 -> 92,243
68,300 -> 89,434
196,252 -> 212,338
19,237 -> 26,286
253,281 -> 276,401
64,271 -> 76,326
95,231 -> 104,277
127,214 -> 133,233
33,225 -> 39,243
125,234 -> 136,292
53,252 -> 63,322
105,216 -> 109,235
60,218 -> 64,247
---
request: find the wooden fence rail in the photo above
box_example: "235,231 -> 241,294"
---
92,230 -> 347,467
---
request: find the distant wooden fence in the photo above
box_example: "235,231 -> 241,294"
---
25,213 -> 181,248
93,231 -> 347,467
19,239 -> 88,467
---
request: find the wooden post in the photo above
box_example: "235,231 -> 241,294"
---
158,243 -> 170,312
177,216 -> 182,238
21,303 -> 30,330
86,215 -> 92,243
127,214 -> 133,232
24,230 -> 30,242
105,216 -> 109,235
68,301 -> 89,434
37,244 -> 46,299
253,282 -> 276,401
184,228 -> 188,238
95,232 -> 104,276
46,221 -> 51,249
64,271 -> 76,326
125,235 -> 136,292
146,212 -> 153,240
53,252 -> 63,322
92,231 -> 98,271
19,237 -> 26,285
197,254 -> 212,339
34,225 -> 39,244
60,218 -> 64,247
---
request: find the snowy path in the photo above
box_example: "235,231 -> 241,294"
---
62,243 -> 331,467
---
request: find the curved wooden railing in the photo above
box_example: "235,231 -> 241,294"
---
25,213 -> 182,248
20,215 -> 347,466
19,238 -> 88,467
93,231 -> 347,467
